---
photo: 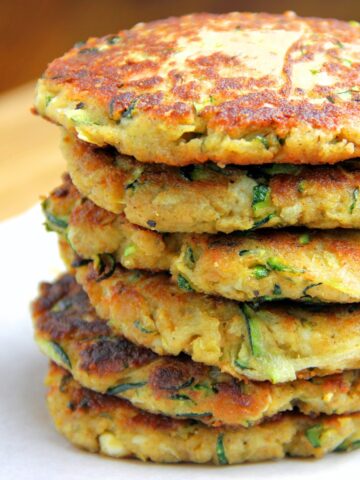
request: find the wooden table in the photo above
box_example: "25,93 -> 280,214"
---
0,82 -> 64,220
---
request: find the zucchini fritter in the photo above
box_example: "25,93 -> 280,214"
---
33,274 -> 360,426
35,13 -> 360,166
58,254 -> 360,383
47,364 -> 360,464
63,133 -> 360,233
45,178 -> 360,303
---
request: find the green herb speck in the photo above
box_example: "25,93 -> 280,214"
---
299,233 -> 310,245
216,433 -> 228,465
306,424 -> 323,448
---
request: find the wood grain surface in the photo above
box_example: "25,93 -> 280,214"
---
0,82 -> 64,220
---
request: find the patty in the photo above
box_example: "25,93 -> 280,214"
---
46,180 -> 360,303
58,254 -> 360,384
33,274 -> 360,426
48,364 -> 360,464
64,132 -> 360,233
34,13 -> 360,167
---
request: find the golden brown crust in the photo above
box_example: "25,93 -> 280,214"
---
33,274 -> 360,426
35,12 -> 360,166
47,364 -> 360,464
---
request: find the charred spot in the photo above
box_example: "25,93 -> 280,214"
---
149,357 -> 204,392
172,81 -> 200,101
32,274 -> 78,315
34,277 -> 111,341
80,336 -> 156,374
129,409 -> 178,430
51,181 -> 71,199
65,378 -> 123,412
35,12 -> 360,173
216,381 -> 253,407
109,92 -> 137,121
70,199 -> 116,227
126,76 -> 163,90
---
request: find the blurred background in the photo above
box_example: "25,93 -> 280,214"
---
0,0 -> 359,219
2,0 -> 360,93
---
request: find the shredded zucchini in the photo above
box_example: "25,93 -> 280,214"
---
305,424 -> 323,448
216,433 -> 228,465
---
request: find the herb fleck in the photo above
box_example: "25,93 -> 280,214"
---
350,187 -> 359,213
251,265 -> 270,279
216,433 -> 228,465
177,274 -> 194,292
305,424 -> 323,448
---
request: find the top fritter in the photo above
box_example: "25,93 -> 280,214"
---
35,12 -> 360,166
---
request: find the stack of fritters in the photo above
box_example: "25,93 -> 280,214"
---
31,12 -> 360,464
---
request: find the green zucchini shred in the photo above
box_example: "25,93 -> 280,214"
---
305,424 -> 323,448
216,433 -> 229,465
335,438 -> 360,452
42,199 -> 68,234
170,393 -> 196,404
106,35 -> 121,45
241,304 -> 263,357
302,283 -> 322,300
249,134 -> 270,149
94,253 -> 116,282
122,99 -> 137,119
38,340 -> 71,369
297,180 -> 306,193
252,184 -> 269,206
133,320 -> 155,334
299,233 -> 310,245
177,274 -> 194,292
251,213 -> 275,230
273,284 -> 282,295
350,187 -> 359,214
123,244 -> 136,257
234,360 -> 249,370
176,412 -> 212,418
191,165 -> 212,180
106,382 -> 147,395
191,382 -> 217,395
252,184 -> 272,216
45,95 -> 54,107
184,247 -> 197,269
237,305 -> 296,382
262,164 -> 301,175
251,264 -> 270,279
267,257 -> 305,273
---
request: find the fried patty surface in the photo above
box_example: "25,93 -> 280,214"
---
46,179 -> 360,303
35,13 -> 360,166
64,133 -> 360,233
47,364 -> 360,464
33,274 -> 360,426
56,255 -> 360,383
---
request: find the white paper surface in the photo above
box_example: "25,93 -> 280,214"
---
0,206 -> 359,479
